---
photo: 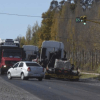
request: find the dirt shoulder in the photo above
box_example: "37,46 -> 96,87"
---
80,72 -> 100,75
0,77 -> 42,100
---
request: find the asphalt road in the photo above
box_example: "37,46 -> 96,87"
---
1,75 -> 100,100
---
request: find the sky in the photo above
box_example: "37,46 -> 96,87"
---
0,0 -> 61,40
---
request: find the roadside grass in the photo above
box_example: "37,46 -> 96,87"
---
80,74 -> 100,79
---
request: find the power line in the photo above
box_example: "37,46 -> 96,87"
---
0,12 -> 41,18
0,12 -> 73,19
0,12 -> 100,20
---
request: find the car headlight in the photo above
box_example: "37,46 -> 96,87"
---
3,65 -> 6,68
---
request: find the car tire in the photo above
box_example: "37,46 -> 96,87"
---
21,73 -> 25,80
38,77 -> 43,81
25,77 -> 29,80
7,72 -> 12,80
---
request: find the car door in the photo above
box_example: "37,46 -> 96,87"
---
16,62 -> 24,77
11,63 -> 19,77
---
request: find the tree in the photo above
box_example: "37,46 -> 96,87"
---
31,22 -> 40,46
51,12 -> 59,40
38,9 -> 55,46
50,0 -> 58,10
20,37 -> 26,47
15,36 -> 22,42
26,25 -> 32,45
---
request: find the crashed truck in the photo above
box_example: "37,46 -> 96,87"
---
0,39 -> 24,74
39,40 -> 80,80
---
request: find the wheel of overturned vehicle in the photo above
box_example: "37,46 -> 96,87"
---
21,73 -> 25,80
70,78 -> 79,81
38,78 -> 43,81
75,78 -> 79,81
7,72 -> 12,80
44,75 -> 51,79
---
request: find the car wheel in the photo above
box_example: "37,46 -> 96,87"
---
7,72 -> 12,80
21,73 -> 25,80
38,77 -> 43,81
25,77 -> 29,80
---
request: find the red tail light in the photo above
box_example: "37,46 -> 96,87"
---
27,67 -> 31,72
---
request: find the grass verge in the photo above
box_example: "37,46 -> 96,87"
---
80,74 -> 99,79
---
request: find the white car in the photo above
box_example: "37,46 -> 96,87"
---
7,61 -> 44,81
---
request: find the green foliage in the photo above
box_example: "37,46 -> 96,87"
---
16,22 -> 40,47
96,65 -> 100,73
31,22 -> 40,46
80,74 -> 98,79
37,9 -> 55,46
26,25 -> 32,44
20,37 -> 26,47
49,0 -> 58,11
15,36 -> 22,42
51,13 -> 59,41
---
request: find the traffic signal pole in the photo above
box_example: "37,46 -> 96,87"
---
87,19 -> 100,24
76,16 -> 100,25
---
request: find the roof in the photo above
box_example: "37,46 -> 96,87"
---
22,45 -> 38,51
42,40 -> 64,49
19,61 -> 37,63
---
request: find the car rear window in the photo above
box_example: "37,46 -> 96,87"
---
26,63 -> 41,67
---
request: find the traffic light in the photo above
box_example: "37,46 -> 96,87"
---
80,16 -> 84,22
76,16 -> 87,25
76,16 -> 100,25
83,16 -> 87,25
80,16 -> 87,25
83,16 -> 87,22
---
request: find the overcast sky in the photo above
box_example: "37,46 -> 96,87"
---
0,0 -> 61,40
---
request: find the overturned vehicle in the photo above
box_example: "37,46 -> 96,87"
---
45,59 -> 80,81
39,40 -> 80,81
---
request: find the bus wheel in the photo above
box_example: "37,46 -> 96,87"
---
0,68 -> 3,75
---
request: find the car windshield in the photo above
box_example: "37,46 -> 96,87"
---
26,63 -> 41,67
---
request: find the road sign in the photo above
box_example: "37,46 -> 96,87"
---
76,17 -> 81,23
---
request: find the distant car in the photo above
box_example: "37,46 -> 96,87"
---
7,61 -> 44,81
